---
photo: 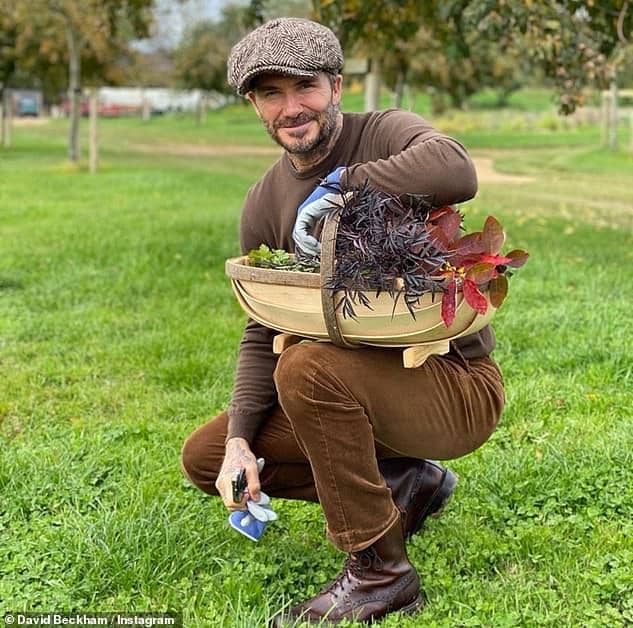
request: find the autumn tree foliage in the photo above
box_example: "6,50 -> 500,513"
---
467,0 -> 632,114
312,0 -> 424,110
3,0 -> 154,161
311,0 -> 631,115
173,5 -> 253,96
0,5 -> 18,93
381,3 -> 529,112
173,1 -> 311,96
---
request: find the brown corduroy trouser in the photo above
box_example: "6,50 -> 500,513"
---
181,342 -> 505,552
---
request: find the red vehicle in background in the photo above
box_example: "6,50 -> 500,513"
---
62,99 -> 139,117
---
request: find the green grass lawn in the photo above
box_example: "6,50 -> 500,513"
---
1,102 -> 632,627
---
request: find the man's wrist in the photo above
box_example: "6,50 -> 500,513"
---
226,436 -> 250,449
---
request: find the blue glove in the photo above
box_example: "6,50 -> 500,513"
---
227,459 -> 278,542
293,167 -> 345,257
228,491 -> 278,542
229,510 -> 268,542
297,167 -> 344,211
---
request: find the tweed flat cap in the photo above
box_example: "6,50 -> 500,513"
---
227,18 -> 344,95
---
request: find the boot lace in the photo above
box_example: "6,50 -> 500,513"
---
321,547 -> 385,600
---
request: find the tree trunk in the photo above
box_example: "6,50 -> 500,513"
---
429,88 -> 447,116
608,77 -> 618,151
393,71 -> 405,109
1,89 -> 11,148
449,86 -> 467,110
0,90 -> 5,148
601,90 -> 610,147
405,85 -> 415,112
496,90 -> 510,107
364,58 -> 381,112
141,88 -> 151,121
66,22 -> 81,163
89,88 -> 98,174
196,92 -> 205,125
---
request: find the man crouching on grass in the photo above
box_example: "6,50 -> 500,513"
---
181,17 -> 504,625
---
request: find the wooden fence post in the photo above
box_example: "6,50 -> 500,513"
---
89,88 -> 98,174
608,79 -> 618,151
601,90 -> 610,148
2,89 -> 12,148
141,88 -> 150,121
364,58 -> 381,112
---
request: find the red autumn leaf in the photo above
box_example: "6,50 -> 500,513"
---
482,216 -> 505,254
479,253 -> 512,266
434,209 -> 462,241
428,205 -> 455,222
453,231 -> 485,255
451,254 -> 480,269
463,279 -> 488,315
505,249 -> 530,268
489,275 -> 508,308
428,225 -> 450,251
466,262 -> 497,284
441,279 -> 457,327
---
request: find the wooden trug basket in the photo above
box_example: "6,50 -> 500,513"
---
225,214 -> 496,368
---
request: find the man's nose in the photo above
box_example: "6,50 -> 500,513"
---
281,92 -> 303,117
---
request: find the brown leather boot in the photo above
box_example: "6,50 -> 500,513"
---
272,518 -> 422,626
378,458 -> 458,539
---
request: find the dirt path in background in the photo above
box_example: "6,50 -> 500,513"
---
132,143 -> 282,157
472,156 -> 534,184
131,142 -> 535,184
154,141 -> 623,225
12,117 -> 51,126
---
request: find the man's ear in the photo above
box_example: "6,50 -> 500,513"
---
332,74 -> 343,106
246,92 -> 262,119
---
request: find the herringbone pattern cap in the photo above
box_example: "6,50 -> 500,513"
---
227,18 -> 344,95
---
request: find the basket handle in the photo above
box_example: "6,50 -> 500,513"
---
320,212 -> 357,348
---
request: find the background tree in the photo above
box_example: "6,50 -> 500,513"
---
396,15 -> 529,113
311,0 -> 528,112
0,4 -> 18,92
11,0 -> 155,162
174,20 -> 233,95
120,48 -> 174,89
171,0 -> 311,103
246,0 -> 310,24
0,3 -> 18,145
469,0 -> 632,115
312,0 -> 426,110
173,4 -> 253,98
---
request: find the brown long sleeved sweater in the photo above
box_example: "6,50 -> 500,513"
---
227,109 -> 495,444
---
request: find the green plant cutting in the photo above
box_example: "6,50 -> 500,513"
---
247,245 -> 320,273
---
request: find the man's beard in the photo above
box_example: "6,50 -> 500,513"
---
265,102 -> 340,154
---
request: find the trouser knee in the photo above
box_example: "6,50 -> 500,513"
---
180,431 -> 221,496
273,343 -> 323,414
273,343 -> 352,425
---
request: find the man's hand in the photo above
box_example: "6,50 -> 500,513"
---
292,192 -> 341,257
216,437 -> 261,511
292,167 -> 345,258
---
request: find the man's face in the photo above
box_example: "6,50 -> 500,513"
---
247,72 -> 342,154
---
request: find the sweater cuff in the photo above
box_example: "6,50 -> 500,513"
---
225,409 -> 261,445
